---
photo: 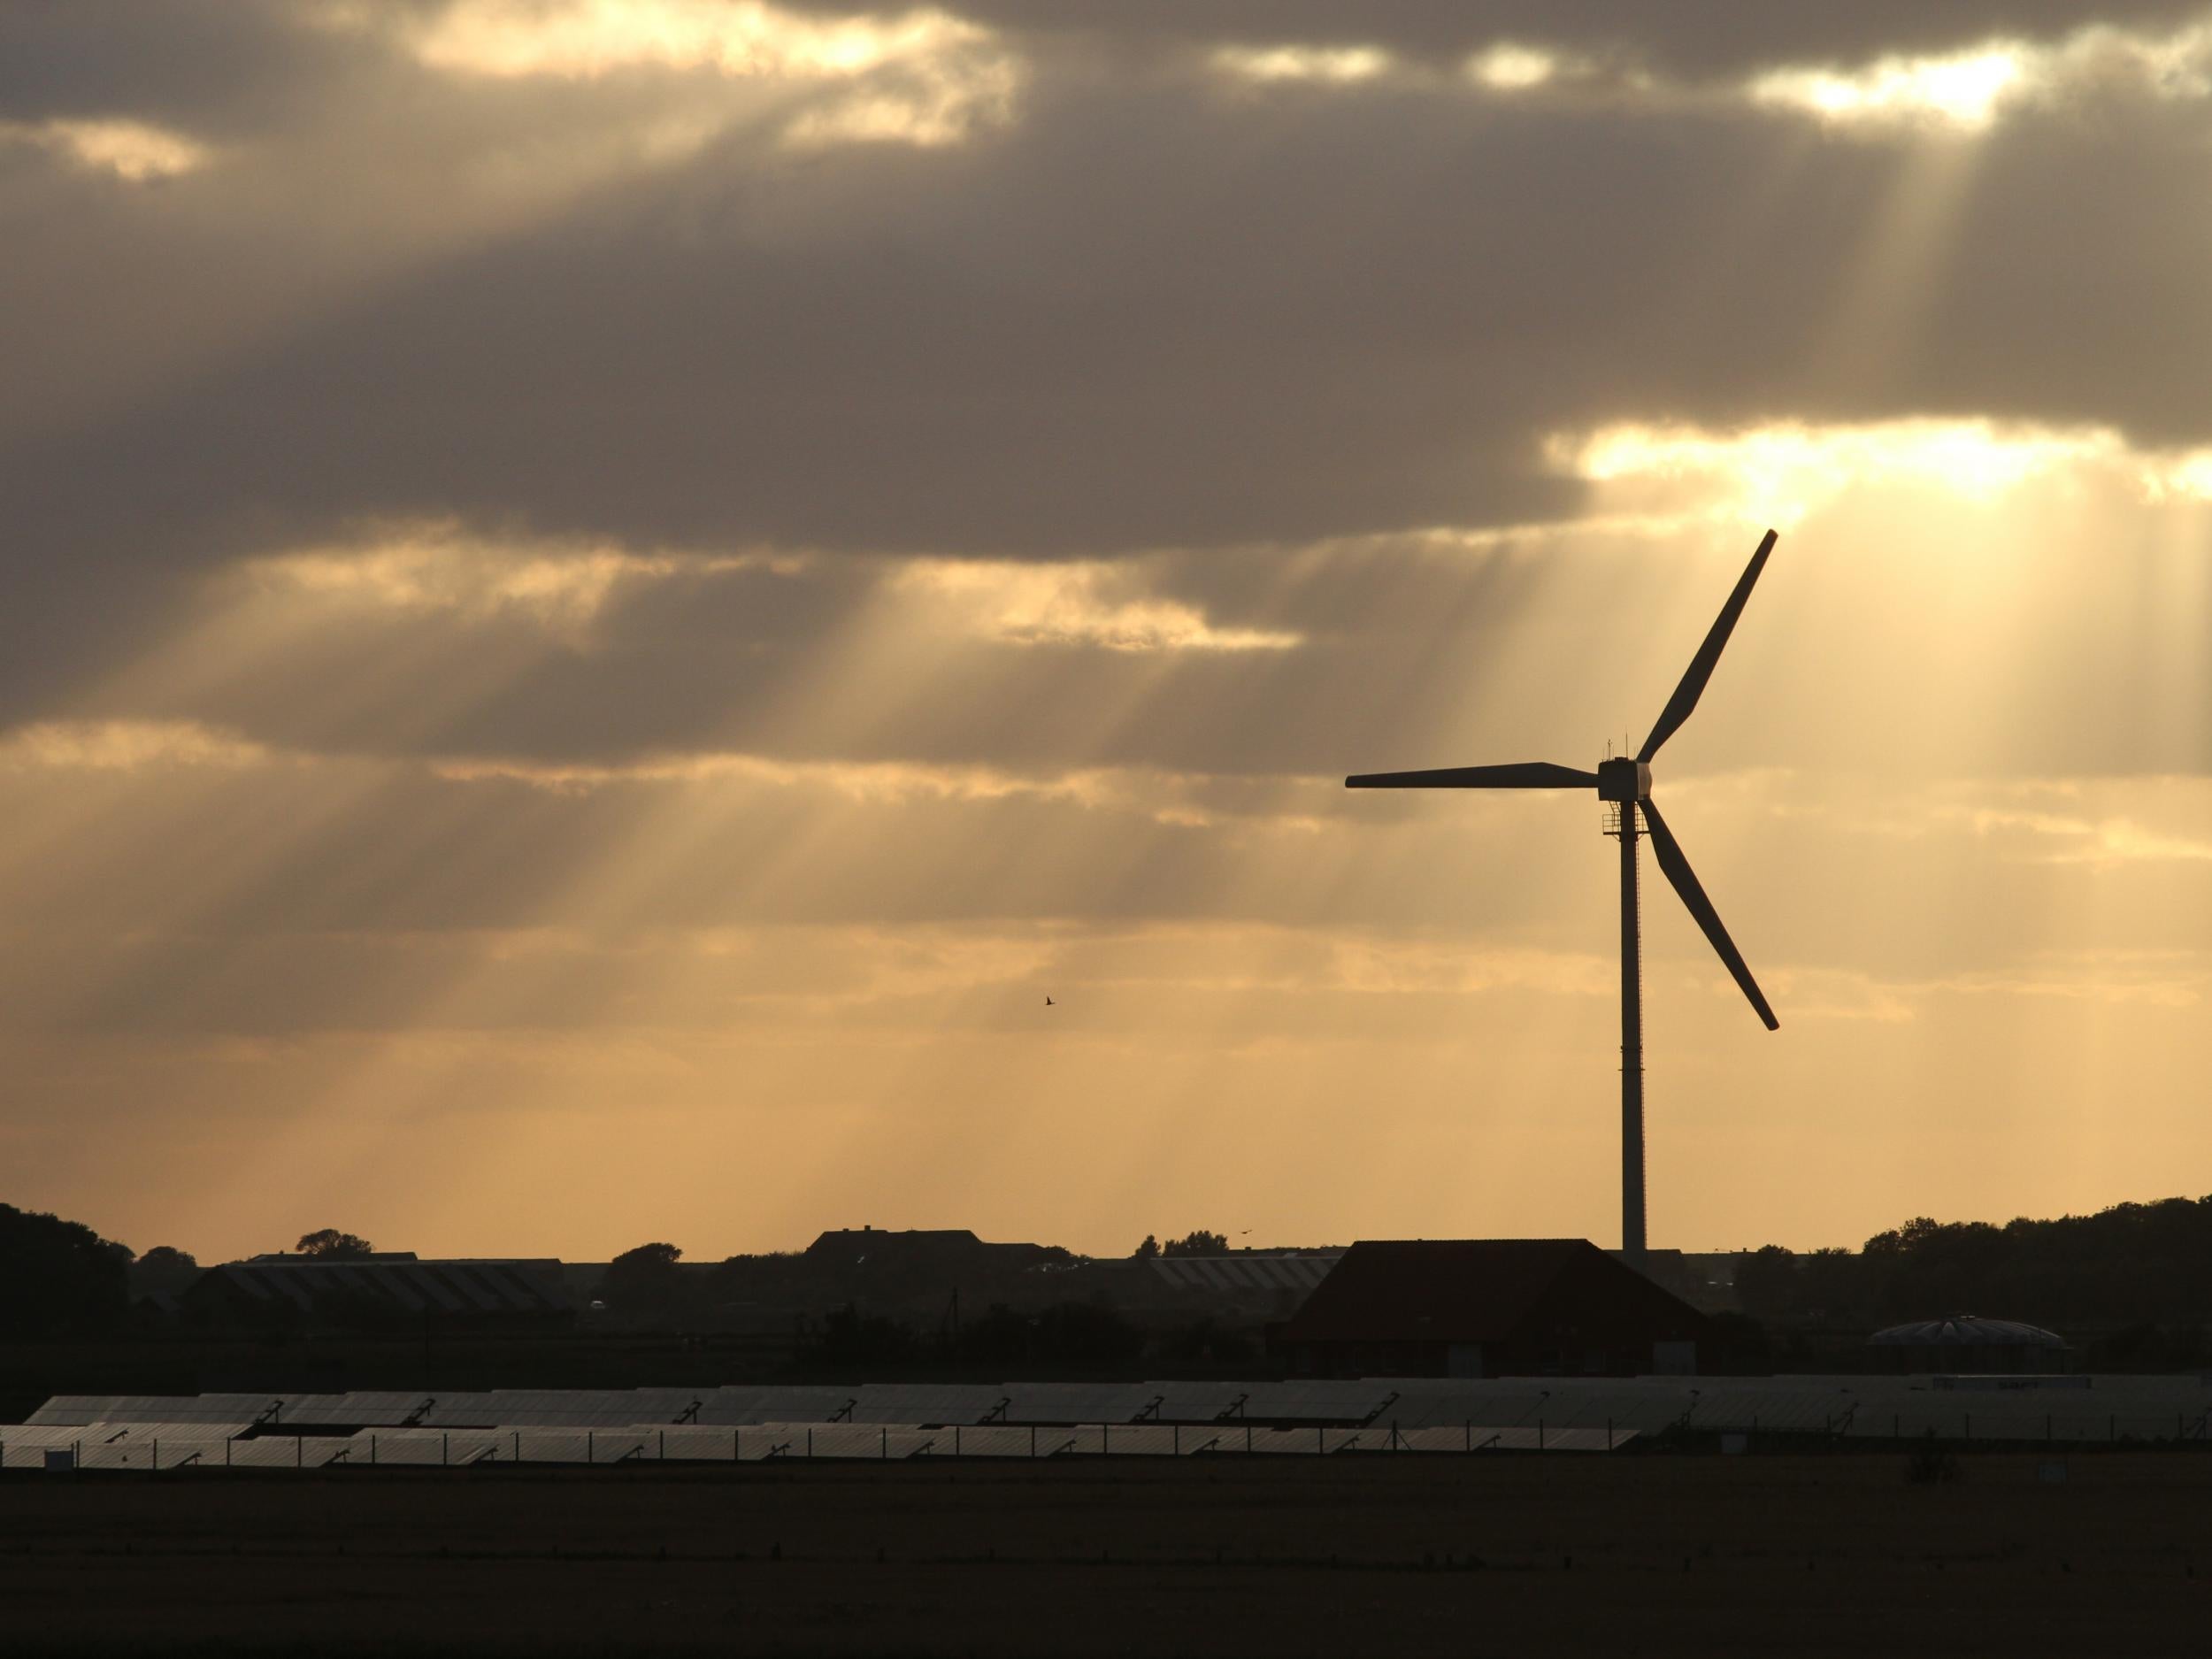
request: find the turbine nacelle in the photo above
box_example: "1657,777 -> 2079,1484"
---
1596,758 -> 1650,803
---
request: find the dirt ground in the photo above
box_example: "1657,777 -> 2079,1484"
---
3,1452 -> 2209,1655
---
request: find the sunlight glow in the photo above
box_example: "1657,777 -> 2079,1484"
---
1746,22 -> 2212,135
403,0 -> 978,80
0,119 -> 208,181
1751,46 -> 2024,131
423,750 -> 1324,836
1212,45 -> 1394,85
895,561 -> 1302,653
0,720 -> 273,773
373,0 -> 1020,146
243,529 -> 772,633
1549,418 -> 2166,521
1953,804 -> 2212,868
432,749 -> 1118,803
1465,44 -> 1559,92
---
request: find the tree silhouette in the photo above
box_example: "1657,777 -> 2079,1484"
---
133,1245 -> 200,1294
1163,1230 -> 1228,1257
1133,1234 -> 1159,1260
1,1203 -> 131,1335
1738,1194 -> 2212,1341
296,1228 -> 373,1259
603,1241 -> 685,1310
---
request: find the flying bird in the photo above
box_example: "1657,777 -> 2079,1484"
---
1044,995 -> 1056,1007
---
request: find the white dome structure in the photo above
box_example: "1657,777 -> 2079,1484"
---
1867,1314 -> 2069,1374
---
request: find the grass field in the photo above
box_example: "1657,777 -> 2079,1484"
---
3,1452 -> 2208,1655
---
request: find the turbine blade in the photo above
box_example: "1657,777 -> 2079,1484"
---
1637,529 -> 1778,764
1639,798 -> 1778,1030
1346,762 -> 1600,790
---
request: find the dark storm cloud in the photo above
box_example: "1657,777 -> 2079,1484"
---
0,1 -> 376,133
9,20 -> 2212,581
6,2 -> 2212,738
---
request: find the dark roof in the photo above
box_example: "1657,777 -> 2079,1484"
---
1147,1254 -> 1340,1294
1279,1239 -> 1707,1346
189,1258 -> 572,1315
804,1228 -> 986,1258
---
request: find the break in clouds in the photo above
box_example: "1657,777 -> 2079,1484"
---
7,2 -> 2212,1260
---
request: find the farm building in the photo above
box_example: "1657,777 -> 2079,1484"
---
1277,1238 -> 1714,1379
182,1256 -> 572,1330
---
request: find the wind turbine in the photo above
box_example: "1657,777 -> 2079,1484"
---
1346,529 -> 1780,1263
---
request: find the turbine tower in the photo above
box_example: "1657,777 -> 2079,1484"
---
1347,530 -> 1780,1263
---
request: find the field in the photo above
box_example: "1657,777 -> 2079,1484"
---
4,1452 -> 2208,1655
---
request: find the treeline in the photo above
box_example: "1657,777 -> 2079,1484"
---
1739,1196 -> 2212,1336
0,1204 -> 134,1337
596,1238 -> 1261,1372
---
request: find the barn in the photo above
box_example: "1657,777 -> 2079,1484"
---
1277,1239 -> 1715,1379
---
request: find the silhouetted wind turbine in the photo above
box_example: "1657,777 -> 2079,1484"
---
1347,530 -> 1780,1263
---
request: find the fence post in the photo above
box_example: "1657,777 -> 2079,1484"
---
442,1433 -> 448,1467
372,1434 -> 377,1466
661,1430 -> 666,1462
1316,1425 -> 1323,1455
954,1425 -> 960,1457
1173,1424 -> 1179,1455
881,1425 -> 887,1461
588,1431 -> 595,1464
153,1440 -> 159,1472
1538,1418 -> 1545,1452
226,1438 -> 231,1468
807,1426 -> 813,1459
514,1431 -> 520,1463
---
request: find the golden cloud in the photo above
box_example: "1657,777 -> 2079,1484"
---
0,118 -> 209,181
0,719 -> 274,773
893,559 -> 1301,653
370,0 -> 1022,148
1548,417 -> 2212,523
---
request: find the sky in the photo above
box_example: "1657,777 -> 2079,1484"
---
8,2 -> 2212,1264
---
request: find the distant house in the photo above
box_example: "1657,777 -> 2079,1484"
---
183,1256 -> 572,1329
1278,1239 -> 1715,1379
801,1227 -> 1071,1274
